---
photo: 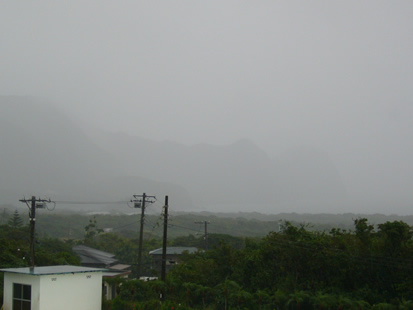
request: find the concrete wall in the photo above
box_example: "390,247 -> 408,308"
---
3,271 -> 102,310
39,271 -> 102,310
3,273 -> 41,310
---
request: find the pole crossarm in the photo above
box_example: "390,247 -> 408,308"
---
19,197 -> 54,209
131,194 -> 156,203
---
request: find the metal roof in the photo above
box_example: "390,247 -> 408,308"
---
0,265 -> 106,275
72,245 -> 118,266
109,264 -> 130,271
102,270 -> 131,278
149,247 -> 198,255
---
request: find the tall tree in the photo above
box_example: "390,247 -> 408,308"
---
8,210 -> 23,229
83,216 -> 103,245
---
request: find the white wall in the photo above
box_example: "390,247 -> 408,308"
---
39,271 -> 102,310
3,271 -> 102,310
3,273 -> 41,310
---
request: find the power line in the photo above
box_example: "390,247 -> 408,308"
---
55,200 -> 128,205
168,223 -> 201,232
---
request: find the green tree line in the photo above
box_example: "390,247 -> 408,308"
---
3,208 -> 413,240
2,210 -> 413,309
105,219 -> 413,310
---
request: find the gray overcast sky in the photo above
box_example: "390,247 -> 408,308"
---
1,1 -> 413,213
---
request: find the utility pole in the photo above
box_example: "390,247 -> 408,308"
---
195,220 -> 210,250
161,196 -> 168,282
160,195 -> 169,303
19,196 -> 54,268
131,193 -> 156,278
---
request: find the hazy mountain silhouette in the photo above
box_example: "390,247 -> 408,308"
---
91,127 -> 348,213
0,97 -> 191,207
92,133 -> 276,207
0,97 -> 347,213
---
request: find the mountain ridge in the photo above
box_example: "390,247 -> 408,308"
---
1,96 -> 347,213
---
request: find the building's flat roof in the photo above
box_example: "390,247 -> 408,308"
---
0,265 -> 106,275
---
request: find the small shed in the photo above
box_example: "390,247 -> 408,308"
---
1,265 -> 105,310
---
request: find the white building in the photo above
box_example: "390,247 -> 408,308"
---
1,265 -> 105,310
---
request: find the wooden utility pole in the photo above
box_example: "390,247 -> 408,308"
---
29,196 -> 36,268
19,196 -> 53,268
161,195 -> 168,282
137,192 -> 146,278
132,193 -> 156,278
195,220 -> 210,250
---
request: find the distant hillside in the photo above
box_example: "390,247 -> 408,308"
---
0,96 -> 193,208
90,131 -> 348,213
2,208 -> 412,240
1,96 -> 348,213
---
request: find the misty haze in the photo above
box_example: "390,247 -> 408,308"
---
1,2 -> 413,215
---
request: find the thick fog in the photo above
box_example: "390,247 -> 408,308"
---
1,2 -> 413,215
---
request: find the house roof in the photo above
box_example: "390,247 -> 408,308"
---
149,247 -> 198,255
109,264 -> 130,271
0,265 -> 106,275
72,245 -> 118,266
102,270 -> 131,278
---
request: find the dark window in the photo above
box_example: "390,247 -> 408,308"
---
13,283 -> 31,310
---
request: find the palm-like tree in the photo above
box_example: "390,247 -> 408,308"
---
371,302 -> 396,310
286,290 -> 310,310
214,278 -> 240,310
311,291 -> 337,309
354,299 -> 371,310
272,289 -> 288,310
255,290 -> 271,310
399,299 -> 413,310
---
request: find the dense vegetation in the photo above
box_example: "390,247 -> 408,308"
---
1,210 -> 413,309
104,219 -> 413,309
2,206 -> 413,239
